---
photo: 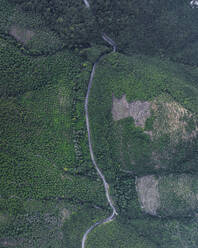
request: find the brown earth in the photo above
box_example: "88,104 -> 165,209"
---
135,175 -> 160,216
9,25 -> 34,44
112,94 -> 151,128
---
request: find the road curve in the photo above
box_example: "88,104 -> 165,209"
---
83,0 -> 90,8
102,33 -> 117,52
82,1 -> 118,248
82,45 -> 117,248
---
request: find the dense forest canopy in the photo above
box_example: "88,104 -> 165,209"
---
8,0 -> 198,59
1,0 -> 198,247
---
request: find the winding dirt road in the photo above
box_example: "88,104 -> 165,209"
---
82,1 -> 118,248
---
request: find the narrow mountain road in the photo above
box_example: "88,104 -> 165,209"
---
83,0 -> 90,8
82,1 -> 118,248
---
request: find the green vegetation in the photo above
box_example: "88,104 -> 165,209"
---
0,36 -> 108,246
6,0 -> 198,65
89,53 -> 198,177
0,37 -> 77,96
1,37 -> 198,248
157,174 -> 198,217
0,0 -> 64,55
63,207 -> 109,248
87,218 -> 157,248
86,52 -> 198,247
0,0 -> 13,32
7,0 -> 99,50
131,217 -> 198,248
1,0 -> 198,247
113,175 -> 143,217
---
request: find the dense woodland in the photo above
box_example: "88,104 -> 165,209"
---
8,0 -> 198,61
0,0 -> 198,247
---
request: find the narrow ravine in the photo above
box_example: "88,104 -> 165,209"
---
82,1 -> 118,248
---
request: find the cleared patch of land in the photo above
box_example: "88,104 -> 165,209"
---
9,25 -> 34,44
136,175 -> 160,216
112,94 -> 151,128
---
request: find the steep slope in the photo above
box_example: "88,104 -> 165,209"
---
0,37 -> 109,247
89,53 -> 198,176
1,1 -> 198,247
87,52 -> 198,247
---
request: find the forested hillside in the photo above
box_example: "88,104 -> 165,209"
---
7,0 -> 198,63
0,0 -> 198,247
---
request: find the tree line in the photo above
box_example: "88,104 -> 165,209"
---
8,0 -> 198,58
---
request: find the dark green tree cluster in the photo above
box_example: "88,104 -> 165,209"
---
8,0 -> 198,59
9,0 -> 99,48
90,0 -> 198,55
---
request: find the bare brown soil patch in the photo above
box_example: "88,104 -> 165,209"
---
136,174 -> 198,217
112,94 -> 151,128
9,25 -> 34,44
136,175 -> 160,216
